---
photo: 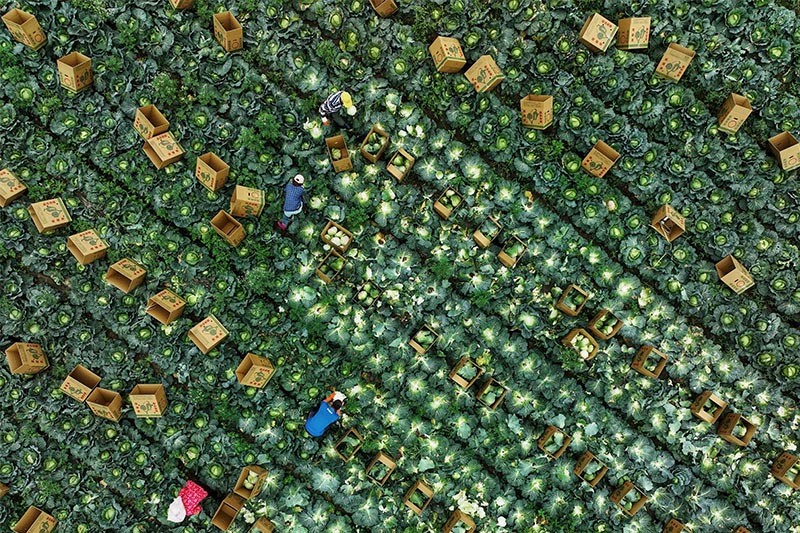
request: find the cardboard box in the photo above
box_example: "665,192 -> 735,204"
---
562,328 -> 599,361
105,258 -> 146,293
251,518 -> 275,533
498,235 -> 527,268
213,12 -> 242,52
211,493 -> 245,531
360,125 -> 390,163
582,140 -> 619,178
366,451 -> 396,486
650,204 -> 685,242
473,216 -> 502,248
11,506 -> 57,533
617,17 -> 650,50
475,378 -> 508,410
0,482 -> 7,498
574,451 -> 608,487
321,220 -> 354,253
464,55 -> 504,93
2,8 -> 46,50
409,324 -> 439,355
771,451 -> 800,489
403,480 -> 434,515
631,346 -> 668,378
134,105 -> 170,139
169,0 -> 195,9
28,198 -> 71,233
188,315 -> 229,354
230,185 -> 265,217
433,187 -> 464,220
196,152 -> 230,191
663,518 -> 692,533
718,413 -> 757,447
768,131 -> 800,171
334,427 -> 364,462
520,95 -> 553,130
86,387 -> 123,422
144,132 -> 185,169
369,0 -> 397,17
60,364 -> 101,402
579,13 -> 618,53
211,210 -> 245,246
234,465 -> 268,499
587,309 -> 623,340
538,425 -> 572,460
444,510 -> 476,533
387,148 -> 415,181
610,480 -> 648,517
715,255 -> 754,294
57,52 -> 92,93
67,229 -> 109,265
449,356 -> 484,389
129,384 -> 168,417
0,168 -> 27,207
146,289 -> 185,325
732,527 -> 751,533
655,44 -> 695,81
5,342 -> 48,375
353,280 -> 383,310
429,36 -> 466,73
555,284 -> 589,316
236,353 -> 275,388
717,94 -> 752,135
325,135 -> 353,173
316,250 -> 347,284
690,391 -> 727,424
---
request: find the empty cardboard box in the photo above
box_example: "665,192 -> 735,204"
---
134,104 -> 170,139
716,255 -> 754,294
28,198 -> 71,233
464,55 -> 504,92
67,229 -> 109,265
235,353 -> 275,388
211,493 -> 245,531
146,289 -> 186,325
655,44 -> 695,81
718,413 -> 757,447
213,12 -> 242,52
230,185 -> 265,217
129,384 -> 168,417
616,17 -> 650,50
5,342 -> 48,375
2,8 -> 46,50
717,93 -> 752,135
690,391 -> 727,424
60,364 -> 101,402
169,0 -> 195,8
429,36 -> 466,73
196,152 -> 230,191
768,131 -> 800,171
369,0 -> 397,17
105,258 -> 146,293
650,204 -> 685,242
211,210 -> 245,246
86,387 -> 123,422
630,346 -> 668,378
251,518 -> 275,533
144,131 -> 185,169
11,506 -> 57,533
582,140 -> 619,178
0,168 -> 27,207
57,52 -> 92,93
579,13 -> 618,53
188,315 -> 229,354
520,95 -> 553,130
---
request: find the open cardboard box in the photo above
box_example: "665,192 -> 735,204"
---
497,235 -> 527,268
234,465 -> 268,500
617,17 -> 650,50
334,428 -> 364,462
582,140 -> 619,178
768,131 -> 800,171
2,8 -> 46,50
60,364 -> 101,402
321,220 -> 354,253
105,258 -> 146,293
555,284 -> 589,316
5,342 -> 48,375
443,510 -> 476,533
146,289 -> 185,325
250,517 -> 275,533
464,55 -> 504,92
326,135 -> 353,173
520,95 -> 553,129
211,210 -> 245,246
11,506 -> 57,533
650,204 -> 686,242
360,125 -> 390,162
610,480 -> 648,517
369,0 -> 397,17
715,255 -> 754,294
433,187 -> 464,220
574,451 -> 608,487
213,11 -> 243,52
28,198 -> 71,233
587,309 -> 623,340
655,43 -> 695,81
562,328 -> 599,361
130,384 -> 168,417
366,451 -> 396,486
409,324 -> 439,354
718,413 -> 757,447
448,356 -> 484,389
663,518 -> 692,533
387,148 -> 415,181
538,425 -> 572,460
134,104 -> 170,139
57,51 -> 92,93
631,346 -> 668,378
771,451 -> 800,489
196,152 -> 230,191
188,315 -> 229,354
86,387 -> 123,422
211,493 -> 245,531
67,229 -> 109,265
236,353 -> 275,388
717,93 -> 752,134
475,377 -> 508,410
473,216 -> 502,248
579,13 -> 618,53
143,131 -> 185,169
403,480 -> 434,515
690,391 -> 727,424
0,168 -> 27,207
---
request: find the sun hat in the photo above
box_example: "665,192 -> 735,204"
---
293,174 -> 305,185
333,391 -> 347,403
340,91 -> 353,108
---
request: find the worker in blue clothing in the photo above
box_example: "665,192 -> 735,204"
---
305,390 -> 346,438
276,174 -> 306,232
319,90 -> 356,130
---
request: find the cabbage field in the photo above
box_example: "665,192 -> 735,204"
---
2,0 -> 800,531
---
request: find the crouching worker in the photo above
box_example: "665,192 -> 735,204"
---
319,90 -> 357,129
276,174 -> 306,232
305,390 -> 346,438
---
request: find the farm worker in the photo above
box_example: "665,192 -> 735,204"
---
305,390 -> 346,437
319,90 -> 357,128
276,174 -> 306,232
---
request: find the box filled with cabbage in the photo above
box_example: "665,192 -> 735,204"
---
316,250 -> 347,284
360,125 -> 390,162
387,148 -> 415,181
562,328 -> 599,361
538,425 -> 572,459
497,235 -> 527,268
353,280 -> 383,311
409,324 -> 439,354
588,308 -> 623,340
475,377 -> 508,410
433,187 -> 464,220
321,220 -> 354,253
326,134 -> 352,172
